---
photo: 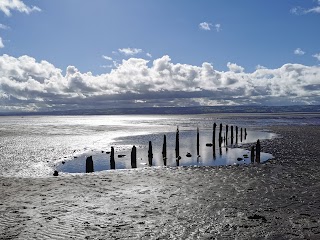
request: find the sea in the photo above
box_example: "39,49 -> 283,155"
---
0,112 -> 319,178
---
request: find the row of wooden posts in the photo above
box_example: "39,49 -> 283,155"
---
85,123 -> 261,173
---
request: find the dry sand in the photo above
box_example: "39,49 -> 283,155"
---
1,125 -> 320,239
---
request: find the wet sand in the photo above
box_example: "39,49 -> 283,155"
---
1,125 -> 320,239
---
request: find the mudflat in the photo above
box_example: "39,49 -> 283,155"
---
1,125 -> 320,239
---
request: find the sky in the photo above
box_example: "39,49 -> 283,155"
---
0,0 -> 320,112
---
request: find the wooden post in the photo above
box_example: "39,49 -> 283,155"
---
226,125 -> 229,145
197,127 -> 200,156
241,128 -> 243,142
175,126 -> 180,160
213,123 -> 217,145
245,128 -> 247,140
148,141 -> 153,166
219,123 -> 222,136
131,146 -> 137,168
256,139 -> 261,163
250,146 -> 255,163
236,126 -> 238,144
110,147 -> 115,169
231,126 -> 234,145
86,156 -> 94,173
162,135 -> 167,166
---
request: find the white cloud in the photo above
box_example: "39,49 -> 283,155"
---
291,1 -> 320,15
118,48 -> 142,56
102,55 -> 113,61
199,22 -> 212,31
294,48 -> 305,55
0,37 -> 4,48
313,53 -> 320,61
227,62 -> 244,73
146,53 -> 152,58
0,23 -> 9,30
1,54 -> 320,112
215,24 -> 221,32
0,0 -> 41,16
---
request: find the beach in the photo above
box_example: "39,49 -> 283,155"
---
1,125 -> 320,239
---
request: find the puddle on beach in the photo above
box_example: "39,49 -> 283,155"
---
57,128 -> 275,173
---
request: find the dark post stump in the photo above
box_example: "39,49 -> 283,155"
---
86,156 -> 94,173
162,135 -> 167,166
148,141 -> 153,166
241,128 -> 243,142
213,123 -> 217,146
256,139 -> 261,163
219,123 -> 222,136
236,126 -> 238,144
110,147 -> 115,170
131,146 -> 137,168
226,125 -> 229,143
251,146 -> 255,163
197,127 -> 200,156
175,126 -> 180,160
231,126 -> 234,145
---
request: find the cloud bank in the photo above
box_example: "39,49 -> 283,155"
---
0,54 -> 320,112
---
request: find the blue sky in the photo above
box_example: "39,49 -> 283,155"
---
0,0 -> 320,112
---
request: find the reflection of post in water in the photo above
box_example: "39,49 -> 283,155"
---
197,127 -> 200,157
212,144 -> 216,160
241,128 -> 243,142
250,145 -> 255,163
86,156 -> 94,173
148,141 -> 153,166
175,126 -> 180,160
256,139 -> 261,163
231,126 -> 234,145
213,123 -> 217,146
219,145 -> 222,156
131,146 -> 137,168
197,155 -> 200,165
236,126 -> 238,144
110,147 -> 115,170
162,135 -> 167,166
245,128 -> 247,140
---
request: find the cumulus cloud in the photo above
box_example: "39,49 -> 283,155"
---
146,53 -> 152,58
215,24 -> 221,32
0,0 -> 41,16
0,23 -> 9,30
294,48 -> 305,55
102,55 -> 113,61
313,53 -> 320,61
1,54 -> 320,112
291,1 -> 320,15
199,22 -> 212,31
0,37 -> 4,48
118,48 -> 142,56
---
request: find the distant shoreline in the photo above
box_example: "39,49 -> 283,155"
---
1,104 -> 320,116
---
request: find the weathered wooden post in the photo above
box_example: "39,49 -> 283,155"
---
131,145 -> 137,168
86,156 -> 94,173
250,146 -> 255,163
175,126 -> 180,160
256,139 -> 261,163
162,135 -> 167,166
219,123 -> 222,136
245,128 -> 247,140
231,126 -> 234,145
148,141 -> 153,166
197,127 -> 200,157
110,147 -> 115,169
213,123 -> 217,145
241,128 -> 243,142
236,126 -> 238,144
226,125 -> 229,144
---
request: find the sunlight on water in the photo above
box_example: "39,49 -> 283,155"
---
2,112 -> 315,177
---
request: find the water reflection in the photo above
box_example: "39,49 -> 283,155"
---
57,128 -> 275,173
